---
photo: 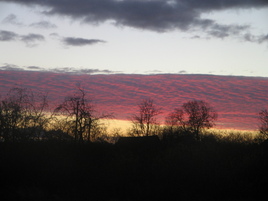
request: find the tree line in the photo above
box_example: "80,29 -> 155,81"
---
0,86 -> 267,143
0,87 -> 108,143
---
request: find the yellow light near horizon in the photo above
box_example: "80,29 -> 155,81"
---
103,119 -> 132,135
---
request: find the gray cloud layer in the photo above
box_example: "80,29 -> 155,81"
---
0,29 -> 105,47
0,30 -> 45,46
20,33 -> 45,46
63,37 -> 106,46
1,0 -> 268,43
2,13 -> 57,29
29,21 -> 57,29
1,1 -> 268,29
0,30 -> 18,41
2,14 -> 23,26
0,64 -> 118,74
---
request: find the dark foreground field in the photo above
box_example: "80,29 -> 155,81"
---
1,135 -> 268,201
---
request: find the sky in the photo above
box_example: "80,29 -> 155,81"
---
0,0 -> 268,76
1,0 -> 268,131
1,71 -> 268,131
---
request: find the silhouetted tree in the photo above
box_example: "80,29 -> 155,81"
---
0,87 -> 50,142
259,109 -> 268,136
166,100 -> 217,139
20,89 -> 50,140
55,85 -> 111,143
0,94 -> 22,141
130,98 -> 162,136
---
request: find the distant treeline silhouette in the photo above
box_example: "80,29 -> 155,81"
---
0,86 -> 268,143
0,87 -> 113,143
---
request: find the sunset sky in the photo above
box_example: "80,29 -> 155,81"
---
0,0 -> 268,76
1,71 -> 268,131
1,0 -> 268,131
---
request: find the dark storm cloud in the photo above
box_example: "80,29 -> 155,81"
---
0,0 -> 268,35
29,21 -> 57,29
63,37 -> 105,46
0,30 -> 18,41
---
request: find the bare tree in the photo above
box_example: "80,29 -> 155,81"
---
55,86 -> 111,143
0,87 -> 50,142
259,109 -> 268,136
20,89 -> 50,140
130,98 -> 162,136
0,96 -> 22,141
166,100 -> 217,139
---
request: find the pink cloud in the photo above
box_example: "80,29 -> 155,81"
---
1,71 -> 268,130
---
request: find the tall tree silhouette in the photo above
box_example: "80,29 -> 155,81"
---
0,87 -> 49,142
55,86 -> 110,142
130,98 -> 161,136
259,109 -> 268,136
166,100 -> 217,139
